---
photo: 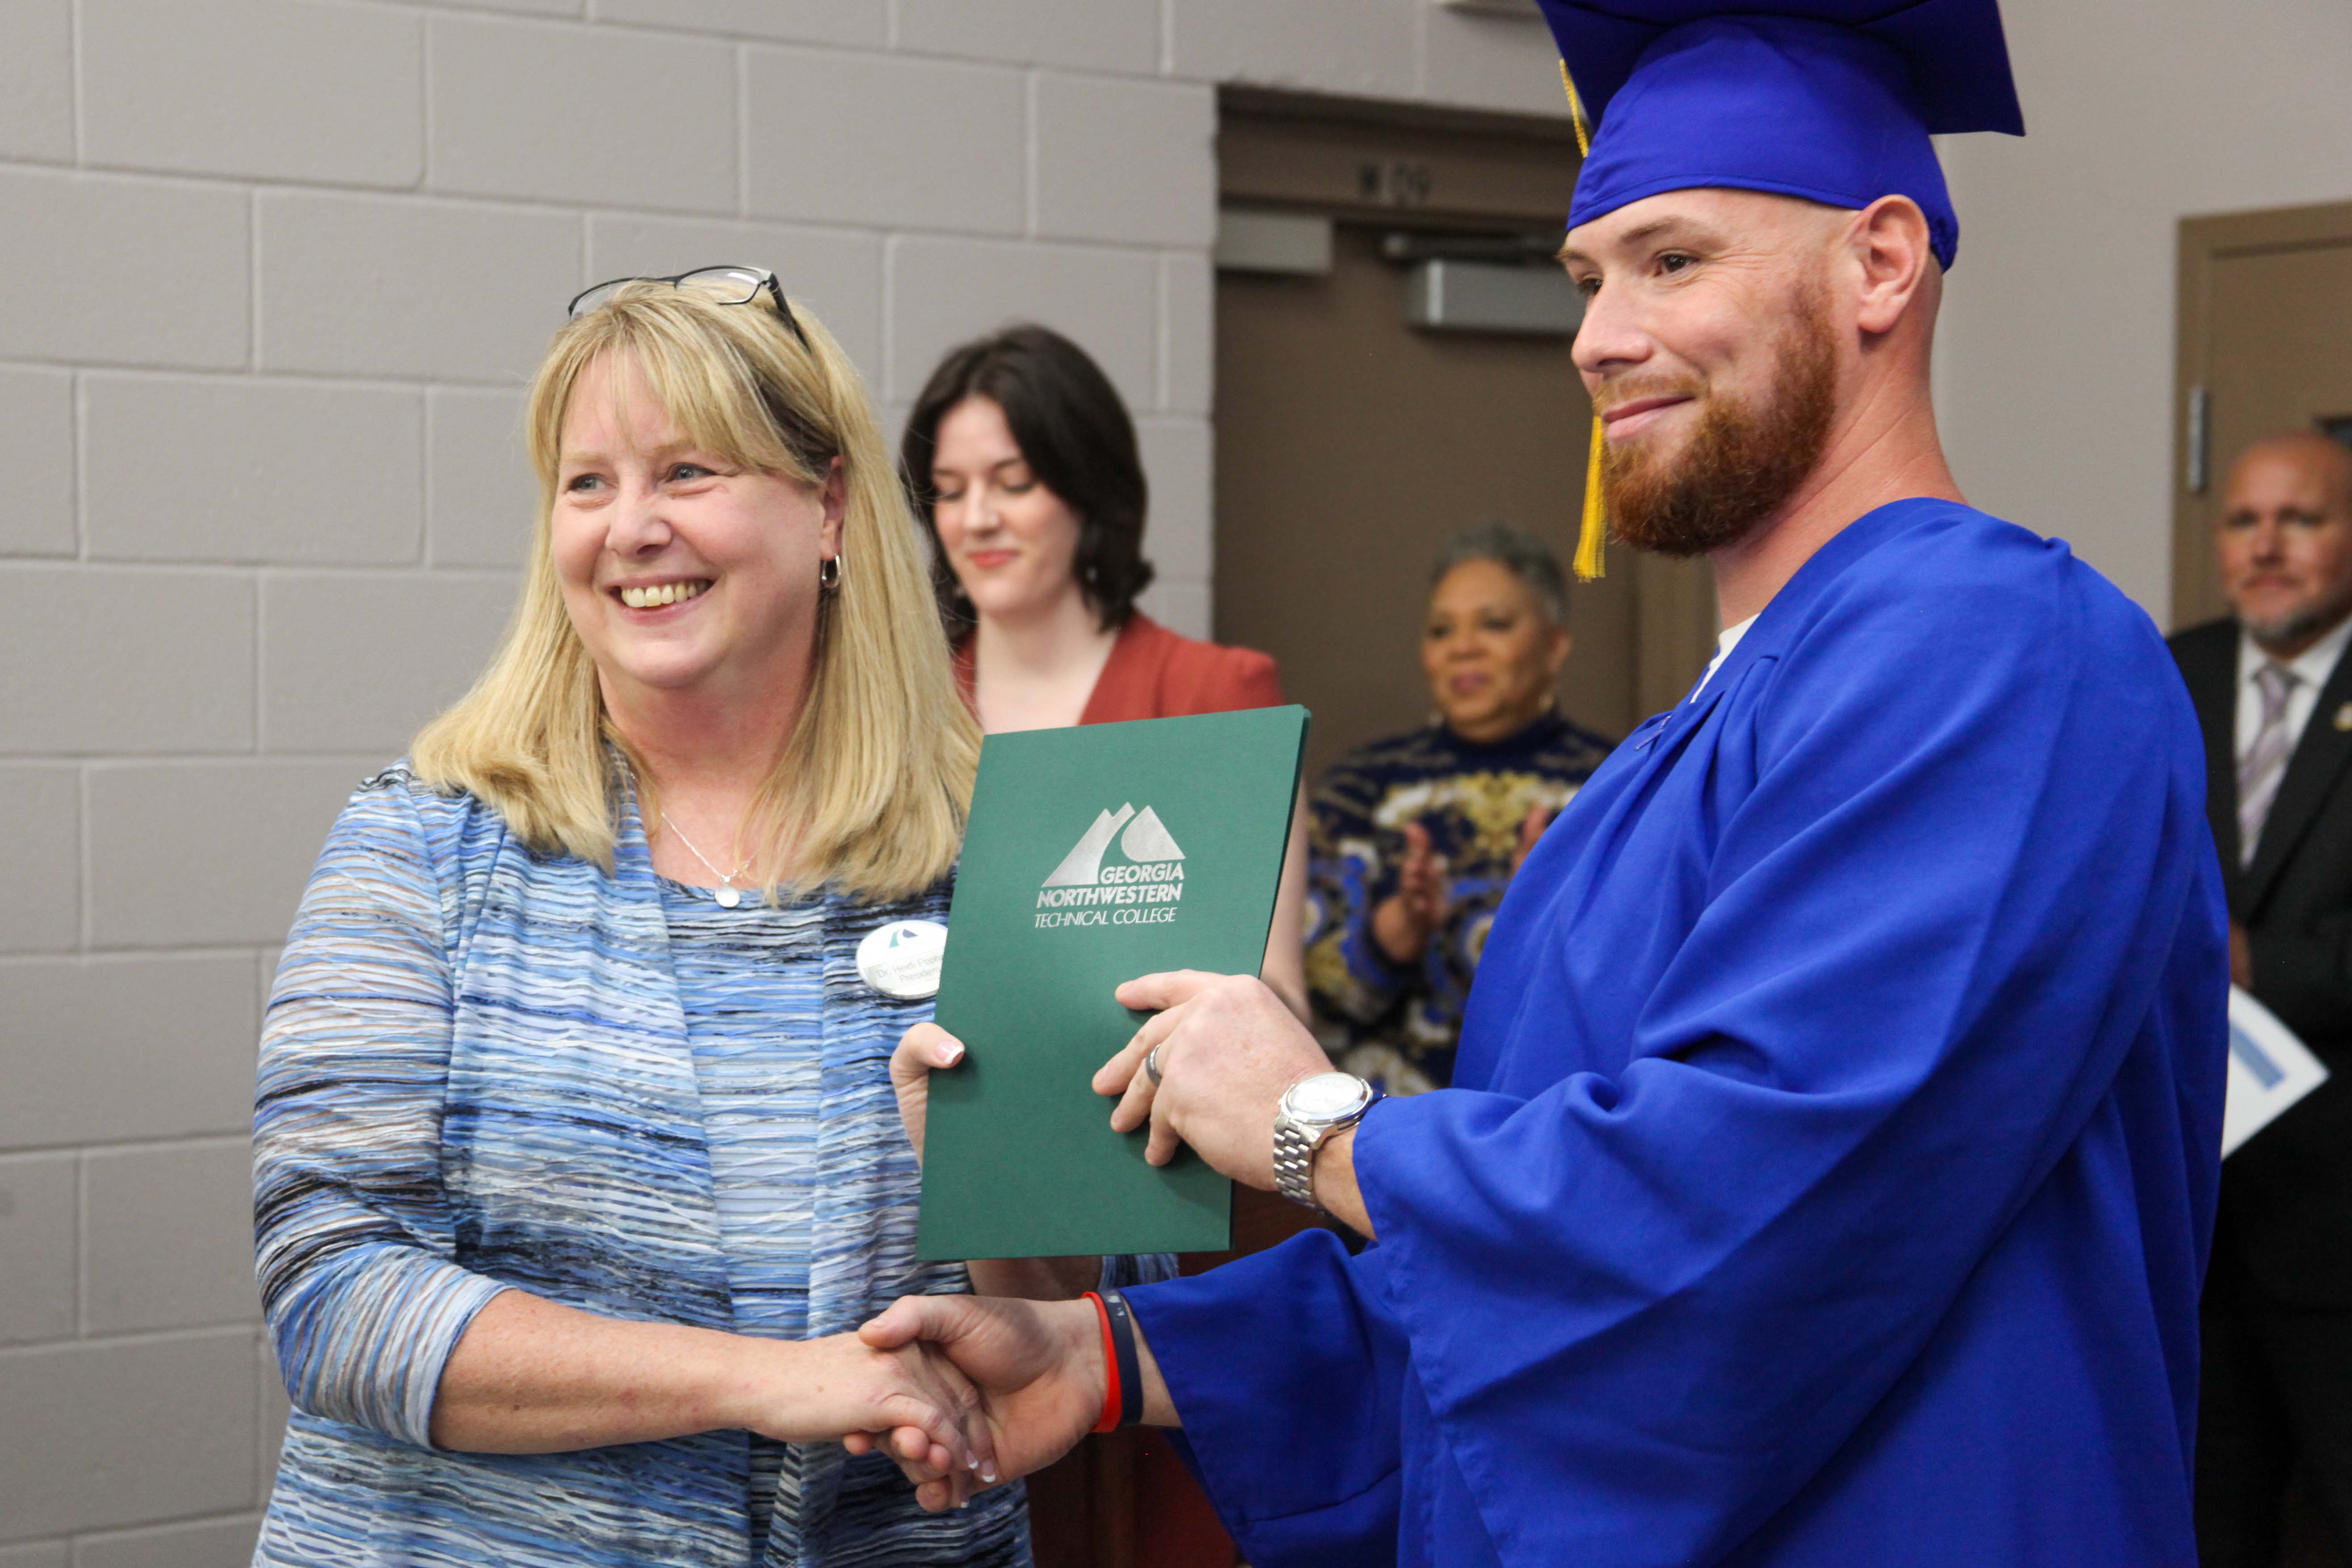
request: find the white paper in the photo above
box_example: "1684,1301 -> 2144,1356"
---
2223,985 -> 2331,1157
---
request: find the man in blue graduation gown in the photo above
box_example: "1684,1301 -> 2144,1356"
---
864,3 -> 2228,1562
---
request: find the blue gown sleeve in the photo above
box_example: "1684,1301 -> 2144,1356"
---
1128,1231 -> 1409,1567
1350,554 -> 2221,1560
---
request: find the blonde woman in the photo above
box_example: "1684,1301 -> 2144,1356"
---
252,269 -> 1074,1564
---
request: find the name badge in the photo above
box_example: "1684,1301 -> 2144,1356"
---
856,920 -> 948,1000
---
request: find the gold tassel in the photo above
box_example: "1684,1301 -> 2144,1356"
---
1562,60 -> 1604,580
1576,413 -> 1607,580
1560,62 -> 1593,157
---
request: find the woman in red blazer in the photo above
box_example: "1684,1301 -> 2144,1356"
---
902,324 -> 1300,1568
902,323 -> 1304,1005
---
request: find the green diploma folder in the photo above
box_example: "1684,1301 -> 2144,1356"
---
917,705 -> 1311,1261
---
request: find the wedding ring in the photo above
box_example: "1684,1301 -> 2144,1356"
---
1144,1043 -> 1165,1086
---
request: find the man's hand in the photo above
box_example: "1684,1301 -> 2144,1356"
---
1371,821 -> 1448,965
850,1295 -> 1107,1512
889,1023 -> 967,1166
1096,971 -> 1333,1190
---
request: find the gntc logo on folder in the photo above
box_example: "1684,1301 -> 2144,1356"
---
1034,803 -> 1187,929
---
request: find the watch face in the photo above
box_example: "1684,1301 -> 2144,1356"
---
1288,1072 -> 1367,1121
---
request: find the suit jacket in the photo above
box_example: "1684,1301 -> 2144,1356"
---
2173,616 -> 2352,1306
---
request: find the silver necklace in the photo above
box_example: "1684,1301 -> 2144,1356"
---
658,811 -> 754,908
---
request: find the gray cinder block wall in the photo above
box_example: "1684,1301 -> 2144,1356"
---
0,1 -> 1563,1557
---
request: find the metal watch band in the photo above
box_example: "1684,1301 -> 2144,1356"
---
1273,1074 -> 1378,1210
1274,1117 -> 1321,1208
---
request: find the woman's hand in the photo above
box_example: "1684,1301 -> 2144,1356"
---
891,1024 -> 1095,1299
1372,820 -> 1448,965
1510,802 -> 1553,876
890,1023 -> 967,1166
426,1290 -> 991,1472
732,1332 -> 996,1486
850,1294 -> 1111,1512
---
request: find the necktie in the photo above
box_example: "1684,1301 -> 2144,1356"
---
2239,661 -> 2298,865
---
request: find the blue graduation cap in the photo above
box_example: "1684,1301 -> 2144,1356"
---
1538,0 -> 2023,268
1538,0 -> 2023,579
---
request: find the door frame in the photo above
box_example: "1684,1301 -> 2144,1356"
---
2172,199 -> 2352,628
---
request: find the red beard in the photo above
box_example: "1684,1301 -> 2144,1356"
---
1599,286 -> 1839,558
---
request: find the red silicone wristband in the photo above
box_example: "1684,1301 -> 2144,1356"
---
1086,1292 -> 1121,1434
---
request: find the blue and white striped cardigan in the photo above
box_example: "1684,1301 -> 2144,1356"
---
251,763 -> 1035,1566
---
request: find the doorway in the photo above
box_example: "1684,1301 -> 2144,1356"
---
1212,88 -> 1716,780
2172,201 -> 2352,1568
2173,200 -> 2352,630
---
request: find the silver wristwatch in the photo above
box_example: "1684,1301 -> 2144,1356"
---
1274,1072 -> 1380,1210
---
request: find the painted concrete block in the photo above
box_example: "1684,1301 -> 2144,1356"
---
428,388 -> 539,570
84,1140 -> 261,1335
87,761 -> 376,949
1136,416 -> 1212,582
887,237 -> 1157,411
0,957 -> 259,1151
82,0 -> 423,186
896,0 -> 1159,74
73,1515 -> 264,1568
0,569 -> 253,755
430,13 -> 734,214
1422,5 -> 1582,119
260,573 -> 518,754
0,1330 -> 256,1541
257,192 -> 579,384
0,367 -> 73,558
0,766 -> 79,953
1172,0 -> 1417,97
586,215 -> 886,385
0,1154 -> 75,1346
0,0 -> 72,163
1160,252 -> 1213,417
0,172 -> 247,370
1034,75 -> 1216,248
84,376 -> 423,565
592,0 -> 884,47
745,49 -> 1024,234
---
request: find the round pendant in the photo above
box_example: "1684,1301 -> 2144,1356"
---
713,886 -> 743,908
856,919 -> 949,999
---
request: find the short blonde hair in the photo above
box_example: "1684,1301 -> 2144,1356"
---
411,281 -> 979,902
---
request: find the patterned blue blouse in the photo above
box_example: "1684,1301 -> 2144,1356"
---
252,765 -> 1033,1567
661,875 -> 867,1544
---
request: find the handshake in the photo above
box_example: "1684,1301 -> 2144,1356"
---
822,965 -> 1350,1509
835,1290 -> 1166,1512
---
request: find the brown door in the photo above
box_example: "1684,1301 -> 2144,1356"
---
1213,90 -> 1715,780
2173,201 -> 2352,629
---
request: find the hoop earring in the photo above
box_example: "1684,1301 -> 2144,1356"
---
819,554 -> 842,591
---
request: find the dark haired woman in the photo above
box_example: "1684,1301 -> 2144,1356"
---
905,324 -> 1281,729
898,323 -> 1305,1568
901,323 -> 1306,1005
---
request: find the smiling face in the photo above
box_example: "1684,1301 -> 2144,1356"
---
2218,434 -> 2352,658
1421,558 -> 1571,743
928,395 -> 1088,627
1561,190 -> 1848,556
551,352 -> 843,715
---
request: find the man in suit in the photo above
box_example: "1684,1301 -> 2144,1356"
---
2173,431 -> 2352,1566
